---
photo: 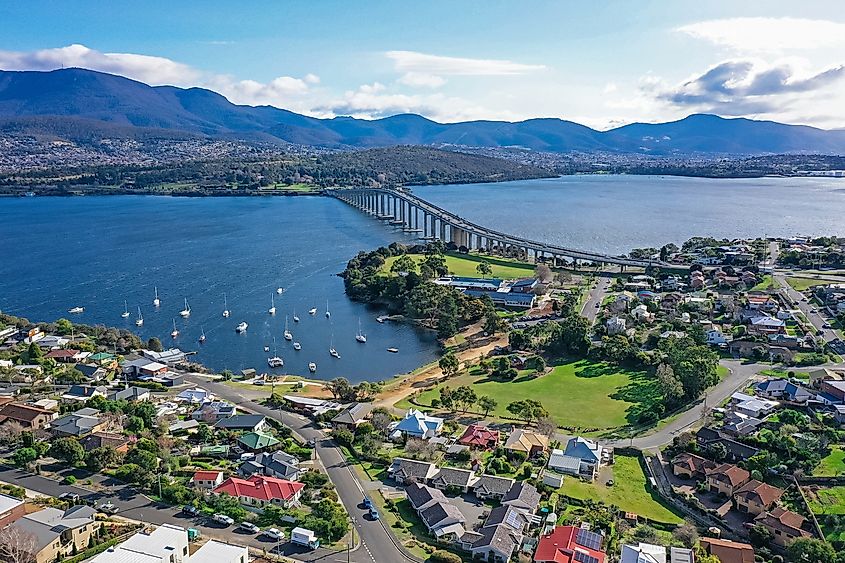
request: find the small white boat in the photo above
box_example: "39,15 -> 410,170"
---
293,342 -> 301,351
153,286 -> 160,308
293,308 -> 300,323
121,300 -> 130,318
135,307 -> 144,327
387,347 -> 399,353
308,362 -> 317,372
170,319 -> 179,338
376,316 -> 386,323
264,345 -> 270,352
276,287 -> 285,295
179,298 -> 191,318
68,306 -> 84,314
325,300 -> 330,318
236,321 -> 248,333
268,356 -> 284,368
283,316 -> 293,341
308,307 -> 317,315
356,318 -> 367,343
199,327 -> 206,343
222,293 -> 230,318
330,348 -> 340,358
269,294 -> 276,315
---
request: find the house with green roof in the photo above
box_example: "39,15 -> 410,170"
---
238,431 -> 281,452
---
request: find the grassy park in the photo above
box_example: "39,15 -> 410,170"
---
815,446 -> 845,477
403,358 -> 661,430
560,454 -> 683,524
786,277 -> 831,291
382,252 -> 538,279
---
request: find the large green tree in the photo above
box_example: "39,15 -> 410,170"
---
51,437 -> 86,465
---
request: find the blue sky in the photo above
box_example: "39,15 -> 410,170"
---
1,1 -> 844,128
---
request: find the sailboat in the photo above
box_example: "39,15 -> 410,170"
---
170,319 -> 179,338
325,299 -> 331,318
135,307 -> 144,327
329,333 -> 340,358
308,307 -> 317,315
308,362 -> 317,373
179,298 -> 191,318
293,308 -> 300,323
267,337 -> 283,367
153,287 -> 160,308
276,287 -> 285,295
356,318 -> 367,343
235,321 -> 248,333
199,327 -> 206,343
222,294 -> 230,318
283,316 -> 293,341
293,341 -> 301,351
68,306 -> 84,314
268,294 -> 276,315
121,300 -> 130,318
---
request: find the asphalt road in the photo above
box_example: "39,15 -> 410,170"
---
773,272 -> 838,344
581,275 -> 613,325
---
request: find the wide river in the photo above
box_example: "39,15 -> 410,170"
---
2,175 -> 843,381
414,175 -> 845,255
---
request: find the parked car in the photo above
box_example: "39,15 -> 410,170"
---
99,502 -> 118,515
368,507 -> 380,520
213,514 -> 235,526
362,497 -> 372,509
182,505 -> 200,516
823,322 -> 832,329
59,493 -> 81,504
263,528 -> 284,541
238,522 -> 260,533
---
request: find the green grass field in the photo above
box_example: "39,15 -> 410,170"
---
560,454 -> 683,524
407,358 -> 659,429
382,252 -> 537,279
808,485 -> 845,515
786,277 -> 830,292
751,275 -> 775,291
815,447 -> 845,477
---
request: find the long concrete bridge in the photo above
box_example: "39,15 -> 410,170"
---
328,187 -> 668,269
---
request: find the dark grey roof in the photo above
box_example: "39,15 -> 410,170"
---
107,386 -> 149,401
484,505 -> 527,531
431,467 -> 475,487
392,458 -> 436,480
405,483 -> 447,511
473,474 -> 515,495
697,426 -> 761,460
470,523 -> 520,556
50,410 -> 101,436
238,460 -> 263,476
76,364 -> 104,379
420,501 -> 465,528
256,451 -> 300,479
501,482 -> 540,512
214,414 -> 266,429
331,402 -> 372,425
11,506 -> 96,552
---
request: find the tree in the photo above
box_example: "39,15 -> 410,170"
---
195,423 -> 213,443
536,416 -> 557,437
126,447 -> 158,470
439,387 -> 456,412
304,499 -> 349,542
24,342 -> 43,364
483,308 -> 502,335
12,447 -> 37,468
86,446 -> 122,472
51,437 -> 86,465
126,415 -> 145,434
657,363 -> 684,409
672,522 -> 698,548
391,254 -> 417,274
327,378 -> 354,401
748,524 -> 773,548
506,399 -> 548,423
147,337 -> 163,352
787,538 -> 836,563
437,294 -> 459,338
453,386 -> 477,413
0,525 -> 37,563
55,318 -> 73,335
439,352 -> 459,378
478,396 -> 497,417
476,261 -> 493,278
535,264 -> 552,283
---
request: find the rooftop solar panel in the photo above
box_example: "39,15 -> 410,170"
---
576,528 -> 603,551
574,551 -> 599,563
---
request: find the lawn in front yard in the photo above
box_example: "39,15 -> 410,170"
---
751,275 -> 775,291
560,454 -> 683,524
408,358 -> 660,429
815,447 -> 845,477
382,252 -> 537,279
786,277 -> 830,292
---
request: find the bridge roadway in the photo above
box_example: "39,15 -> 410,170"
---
328,187 -> 669,269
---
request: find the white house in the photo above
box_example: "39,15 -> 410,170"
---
631,304 -> 654,323
606,316 -> 627,335
730,392 -> 778,418
547,449 -> 582,477
563,437 -> 604,479
707,329 -> 728,345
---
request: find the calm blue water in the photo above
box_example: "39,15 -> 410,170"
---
414,175 -> 845,255
0,195 -> 438,383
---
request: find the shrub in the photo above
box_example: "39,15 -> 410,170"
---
63,475 -> 77,485
429,550 -> 462,563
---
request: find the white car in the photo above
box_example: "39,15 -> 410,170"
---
213,513 -> 234,526
263,528 -> 284,540
239,522 -> 260,533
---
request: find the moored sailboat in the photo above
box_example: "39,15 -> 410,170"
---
135,307 -> 144,327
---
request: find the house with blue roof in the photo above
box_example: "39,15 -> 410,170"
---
391,409 -> 444,440
509,278 -> 538,293
463,289 -> 535,309
563,436 -> 604,478
755,379 -> 813,403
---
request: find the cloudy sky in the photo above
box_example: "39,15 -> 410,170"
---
1,0 -> 844,129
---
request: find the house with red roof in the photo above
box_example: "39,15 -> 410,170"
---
45,348 -> 83,363
534,525 -> 606,563
458,424 -> 500,450
191,470 -> 225,491
212,475 -> 304,508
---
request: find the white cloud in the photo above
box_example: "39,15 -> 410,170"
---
397,71 -> 446,88
677,17 -> 845,53
386,50 -> 545,76
602,82 -> 618,94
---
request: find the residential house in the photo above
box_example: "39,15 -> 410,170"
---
390,409 -> 444,440
0,402 -> 56,429
75,363 -> 108,381
722,411 -> 766,437
238,451 -> 301,481
461,522 -> 523,563
458,424 -> 499,450
707,463 -> 751,497
176,388 -> 211,404
631,304 -> 654,323
430,467 -> 477,493
420,501 -> 467,540
0,493 -> 25,528
671,453 -> 717,480
755,379 -> 813,403
707,329 -> 729,345
192,470 -> 225,491
79,431 -> 131,453
121,357 -> 169,378
504,429 -> 549,458
406,483 -> 449,513
142,348 -> 187,366
44,348 -> 83,363
752,507 -> 814,547
729,392 -> 778,418
91,523 -> 248,563
834,405 -> 845,425
563,437 -> 604,479
620,542 -> 694,563
606,316 -> 627,336
733,480 -> 784,516
696,427 -> 761,462
534,526 -> 606,563
212,475 -> 304,509
214,414 -> 268,432
547,449 -> 582,478
699,538 -> 754,563
472,474 -> 515,500
389,457 -> 438,485
107,386 -> 151,402
61,384 -> 107,403
191,401 -> 236,423
49,407 -> 104,437
501,482 -> 541,515
330,402 -> 373,430
169,419 -> 200,434
237,430 -> 280,452
748,315 -> 786,336
10,505 -> 100,563
819,379 -> 845,403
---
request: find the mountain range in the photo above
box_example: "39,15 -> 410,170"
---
2,68 -> 845,155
